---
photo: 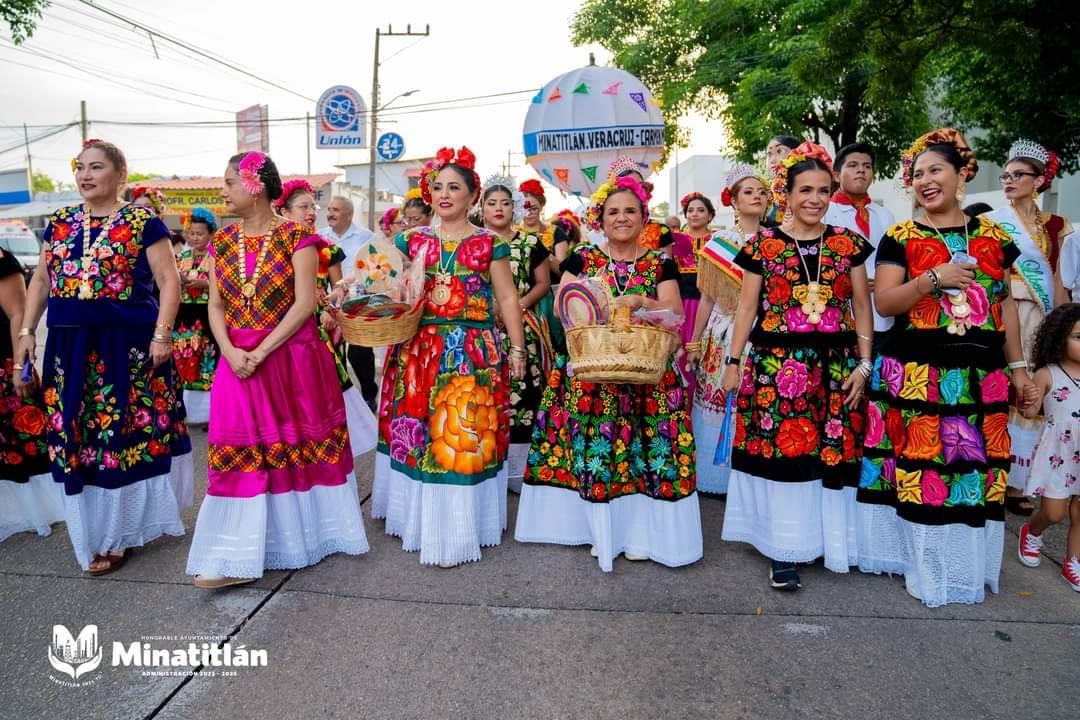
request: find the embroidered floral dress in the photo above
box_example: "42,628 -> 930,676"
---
672,230 -> 706,394
0,248 -> 62,541
722,226 -> 870,571
515,244 -> 702,572
503,230 -> 553,490
859,216 -> 1019,607
41,203 -> 192,569
372,227 -> 511,566
186,220 -> 367,579
173,247 -> 217,423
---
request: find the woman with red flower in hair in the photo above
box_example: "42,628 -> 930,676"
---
372,147 -> 526,568
984,140 -> 1071,515
13,139 -> 192,575
719,144 -> 873,592
686,164 -> 769,495
860,128 -> 1029,607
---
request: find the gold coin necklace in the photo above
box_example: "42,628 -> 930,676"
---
922,215 -> 972,335
430,230 -> 464,306
237,222 -> 275,304
795,230 -> 828,324
79,203 -> 122,299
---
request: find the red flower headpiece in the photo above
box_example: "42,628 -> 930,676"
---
900,128 -> 978,189
380,206 -> 400,233
680,191 -> 707,214
130,186 -> 167,215
554,208 -> 580,227
420,146 -> 479,204
274,178 -> 315,211
518,179 -> 546,203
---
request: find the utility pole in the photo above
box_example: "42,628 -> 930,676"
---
80,100 -> 88,143
23,123 -> 34,185
305,112 -> 311,175
368,23 -> 430,231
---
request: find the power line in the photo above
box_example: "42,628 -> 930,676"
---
70,0 -> 317,103
0,123 -> 77,157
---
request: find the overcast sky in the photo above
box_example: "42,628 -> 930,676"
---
0,0 -> 731,207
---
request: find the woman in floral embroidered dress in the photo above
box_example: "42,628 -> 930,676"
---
173,207 -> 218,425
482,175 -> 552,493
859,129 -> 1029,607
372,146 -> 526,568
185,152 -> 367,588
14,139 -> 193,574
720,144 -> 873,591
1,246 -> 62,541
515,175 -> 703,573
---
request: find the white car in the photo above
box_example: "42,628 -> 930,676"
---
0,221 -> 41,282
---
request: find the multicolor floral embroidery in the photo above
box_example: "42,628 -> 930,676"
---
0,359 -> 51,479
45,204 -> 157,301
176,248 -> 211,304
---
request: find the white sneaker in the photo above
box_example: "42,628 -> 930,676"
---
624,552 -> 648,561
589,546 -> 598,558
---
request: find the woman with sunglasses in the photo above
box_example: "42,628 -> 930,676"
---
986,140 -> 1071,516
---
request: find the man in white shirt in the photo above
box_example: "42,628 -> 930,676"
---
824,142 -> 896,350
319,196 -> 378,409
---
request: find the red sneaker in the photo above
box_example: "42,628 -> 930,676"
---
1017,523 -> 1043,568
1062,556 -> 1080,592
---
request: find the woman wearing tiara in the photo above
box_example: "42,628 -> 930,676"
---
481,174 -> 552,493
686,165 -> 769,495
173,207 -> 218,425
985,139 -> 1071,515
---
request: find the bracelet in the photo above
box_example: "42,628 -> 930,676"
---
724,355 -> 741,366
857,334 -> 872,343
18,327 -> 34,337
857,360 -> 873,378
1007,360 -> 1029,370
924,269 -> 940,293
151,334 -> 172,343
684,341 -> 702,352
12,363 -> 24,371
155,322 -> 173,331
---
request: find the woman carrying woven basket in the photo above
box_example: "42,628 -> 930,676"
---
371,146 -> 526,568
719,143 -> 874,592
514,175 -> 703,572
685,164 -> 770,495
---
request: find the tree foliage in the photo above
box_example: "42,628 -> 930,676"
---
572,0 -> 1080,174
0,0 -> 49,44
31,171 -> 54,193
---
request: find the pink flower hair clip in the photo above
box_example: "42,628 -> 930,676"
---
238,152 -> 267,196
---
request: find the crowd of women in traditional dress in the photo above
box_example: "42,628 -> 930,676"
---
1,127 -> 1076,609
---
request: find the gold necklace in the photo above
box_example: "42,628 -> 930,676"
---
430,227 -> 469,306
793,231 -> 828,324
922,215 -> 974,335
237,221 -> 275,304
1014,201 -> 1050,260
79,202 -> 122,299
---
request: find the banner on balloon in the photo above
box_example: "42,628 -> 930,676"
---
524,125 -> 665,156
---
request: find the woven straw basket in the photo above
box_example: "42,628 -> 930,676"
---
565,305 -> 678,384
338,300 -> 424,347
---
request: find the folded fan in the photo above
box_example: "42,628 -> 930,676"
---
556,279 -> 610,329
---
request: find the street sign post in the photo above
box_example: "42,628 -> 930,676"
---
376,132 -> 406,162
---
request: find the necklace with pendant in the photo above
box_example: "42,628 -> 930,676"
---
922,215 -> 972,335
793,230 -> 829,324
237,222 -> 275,305
430,229 -> 466,306
78,203 -> 122,299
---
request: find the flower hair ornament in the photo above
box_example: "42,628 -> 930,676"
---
584,174 -> 652,231
237,151 -> 268,196
380,206 -> 400,233
273,178 -> 315,211
553,208 -> 581,229
518,178 -> 546,205
481,173 -> 525,224
679,191 -> 708,215
72,138 -> 106,172
188,207 -> 218,233
1008,138 -> 1060,193
130,186 -> 167,215
900,128 -> 978,189
769,142 -> 833,219
420,146 -> 479,204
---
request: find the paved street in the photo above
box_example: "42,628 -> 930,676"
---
2,433 -> 1077,720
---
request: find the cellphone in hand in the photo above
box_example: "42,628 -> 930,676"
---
20,358 -> 33,383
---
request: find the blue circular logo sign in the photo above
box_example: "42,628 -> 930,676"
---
376,132 -> 406,161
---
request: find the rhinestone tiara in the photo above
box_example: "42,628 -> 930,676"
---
1008,138 -> 1049,165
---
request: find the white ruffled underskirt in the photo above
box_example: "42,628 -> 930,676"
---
856,502 -> 1003,608
506,443 -> 529,494
63,452 -> 193,571
344,387 -> 377,457
691,405 -> 732,495
182,389 -> 211,425
1007,418 -> 1039,491
513,483 -> 704,573
371,451 -> 507,566
0,472 -> 64,542
720,470 -> 858,572
186,472 -> 368,579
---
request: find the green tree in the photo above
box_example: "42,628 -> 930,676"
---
31,171 -> 54,193
572,0 -> 1080,174
1,0 -> 49,44
127,172 -> 160,183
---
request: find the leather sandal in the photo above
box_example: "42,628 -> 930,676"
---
88,551 -> 128,576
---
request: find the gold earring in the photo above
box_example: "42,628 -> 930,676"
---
956,183 -> 966,204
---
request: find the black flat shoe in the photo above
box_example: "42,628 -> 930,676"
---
769,560 -> 802,591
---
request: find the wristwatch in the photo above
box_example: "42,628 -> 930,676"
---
724,355 -> 741,366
